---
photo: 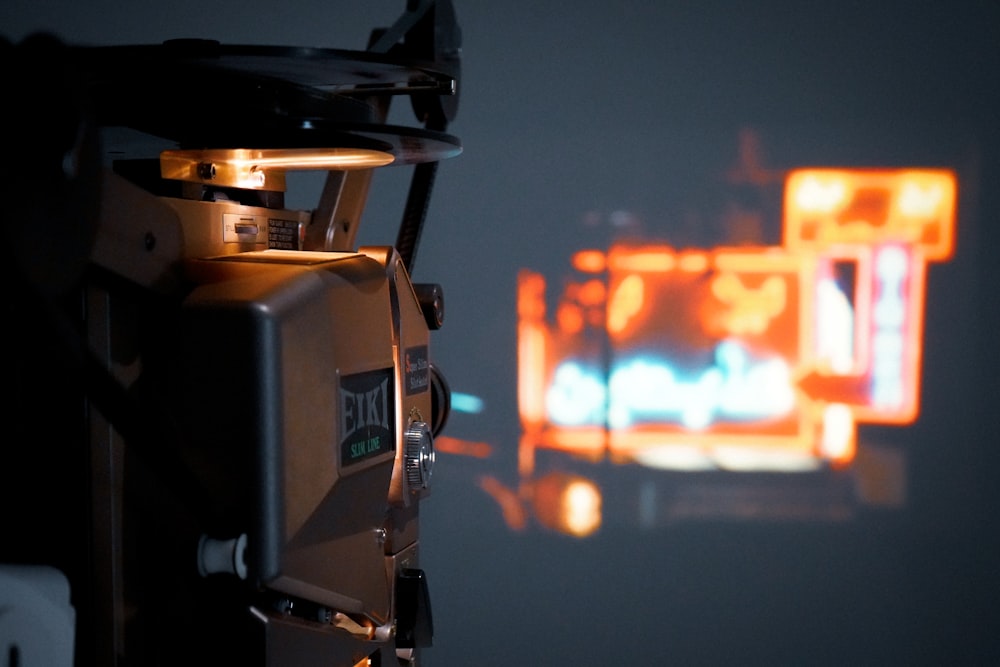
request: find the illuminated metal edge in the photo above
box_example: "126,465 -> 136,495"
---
155,123 -> 462,189
160,147 -> 395,190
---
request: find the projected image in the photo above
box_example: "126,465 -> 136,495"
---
500,168 -> 956,535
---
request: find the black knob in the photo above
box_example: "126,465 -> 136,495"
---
413,283 -> 445,330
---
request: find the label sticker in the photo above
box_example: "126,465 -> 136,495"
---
268,218 -> 302,250
340,367 -> 395,468
404,345 -> 430,396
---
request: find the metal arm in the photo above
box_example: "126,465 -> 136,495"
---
376,0 -> 462,274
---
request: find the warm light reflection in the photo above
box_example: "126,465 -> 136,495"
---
476,472 -> 603,537
160,147 -> 395,190
531,473 -> 602,538
517,167 -> 956,475
631,445 -> 715,471
435,435 -> 493,459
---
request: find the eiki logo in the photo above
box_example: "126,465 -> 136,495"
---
340,367 -> 395,467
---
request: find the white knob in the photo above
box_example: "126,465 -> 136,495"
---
197,533 -> 248,579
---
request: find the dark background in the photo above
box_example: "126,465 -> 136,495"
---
3,1 -> 998,665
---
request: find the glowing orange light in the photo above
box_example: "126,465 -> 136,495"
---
818,403 -> 856,465
790,173 -> 848,213
577,279 -> 607,307
607,274 -> 645,335
557,303 -> 585,334
785,168 -> 956,260
518,323 -> 547,426
608,246 -> 676,272
516,168 -> 956,474
517,270 -> 547,320
562,480 -> 602,536
434,435 -> 494,459
544,428 -> 608,457
572,250 -> 607,273
479,476 -> 529,531
678,251 -> 709,273
517,271 -> 549,427
709,271 -> 787,336
531,473 -> 602,538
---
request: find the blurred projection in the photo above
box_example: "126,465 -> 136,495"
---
511,168 -> 956,533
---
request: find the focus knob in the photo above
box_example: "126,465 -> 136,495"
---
404,421 -> 435,492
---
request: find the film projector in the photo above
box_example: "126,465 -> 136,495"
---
1,2 -> 461,665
